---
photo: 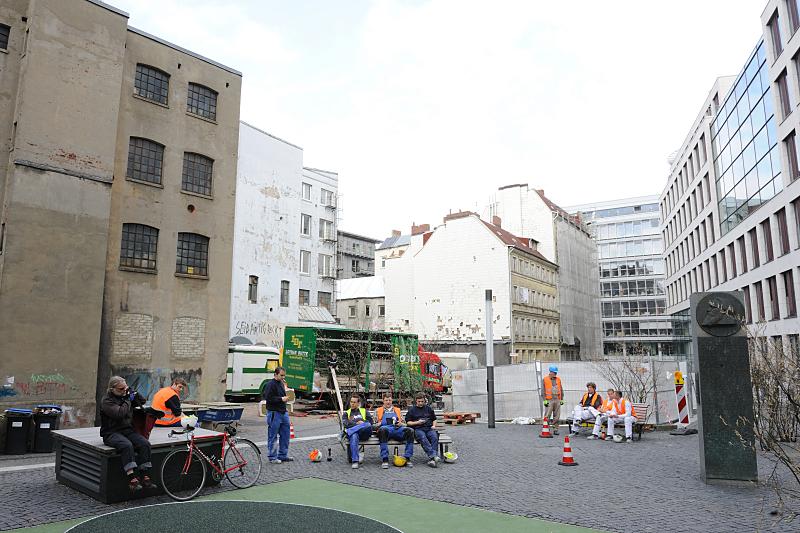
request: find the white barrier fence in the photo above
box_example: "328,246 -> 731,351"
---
452,360 -> 694,425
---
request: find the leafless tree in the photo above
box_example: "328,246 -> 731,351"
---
591,343 -> 663,410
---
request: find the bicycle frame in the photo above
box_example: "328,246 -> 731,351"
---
176,429 -> 251,476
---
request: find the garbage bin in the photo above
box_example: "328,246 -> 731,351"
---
5,408 -> 33,455
33,405 -> 62,453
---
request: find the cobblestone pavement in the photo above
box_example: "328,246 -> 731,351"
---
2,423 -> 798,532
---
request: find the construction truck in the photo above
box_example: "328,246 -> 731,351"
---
283,326 -> 444,408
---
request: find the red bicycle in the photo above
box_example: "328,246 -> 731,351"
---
161,424 -> 262,501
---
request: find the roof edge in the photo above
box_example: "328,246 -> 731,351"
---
127,26 -> 242,76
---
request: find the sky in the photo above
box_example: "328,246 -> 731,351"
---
110,0 -> 763,239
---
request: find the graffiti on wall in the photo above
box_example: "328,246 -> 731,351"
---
113,367 -> 203,402
1,373 -> 80,398
232,320 -> 284,348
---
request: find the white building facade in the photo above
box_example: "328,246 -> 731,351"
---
230,123 -> 338,348
488,185 -> 601,359
662,3 -> 800,357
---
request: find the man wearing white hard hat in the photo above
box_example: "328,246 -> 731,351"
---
542,365 -> 564,435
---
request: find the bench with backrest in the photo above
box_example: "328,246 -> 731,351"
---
566,402 -> 650,441
338,409 -> 453,461
51,426 -> 224,503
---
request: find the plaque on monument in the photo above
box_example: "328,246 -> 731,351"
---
690,291 -> 757,485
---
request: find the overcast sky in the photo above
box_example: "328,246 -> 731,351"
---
111,0 -> 763,239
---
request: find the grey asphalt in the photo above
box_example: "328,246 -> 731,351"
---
1,421 -> 797,532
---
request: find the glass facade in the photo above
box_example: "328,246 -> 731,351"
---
575,200 -> 682,358
712,41 -> 784,234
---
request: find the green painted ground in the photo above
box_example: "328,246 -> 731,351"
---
15,478 -> 605,533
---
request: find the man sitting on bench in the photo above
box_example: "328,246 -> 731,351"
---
406,393 -> 439,468
100,376 -> 156,492
343,394 -> 374,470
607,390 -> 636,443
570,382 -> 603,436
587,389 -> 617,441
375,393 -> 414,470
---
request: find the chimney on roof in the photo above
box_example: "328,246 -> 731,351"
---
411,223 -> 430,236
492,216 -> 501,228
443,210 -> 474,223
528,238 -> 538,251
391,230 -> 401,237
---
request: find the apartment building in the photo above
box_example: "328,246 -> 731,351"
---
568,197 -> 680,357
0,0 -> 242,422
662,2 -> 800,357
337,230 -> 381,279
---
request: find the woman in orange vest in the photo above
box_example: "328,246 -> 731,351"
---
152,378 -> 187,427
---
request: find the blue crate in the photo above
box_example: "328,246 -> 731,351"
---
196,407 -> 243,423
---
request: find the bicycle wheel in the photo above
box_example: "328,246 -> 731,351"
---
160,448 -> 206,501
223,438 -> 262,488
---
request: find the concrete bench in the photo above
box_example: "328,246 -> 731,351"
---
52,426 -> 224,503
566,403 -> 650,441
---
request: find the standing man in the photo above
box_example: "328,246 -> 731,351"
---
570,382 -> 603,436
100,376 -> 156,492
342,394 -> 374,470
375,393 -> 414,469
406,392 -> 439,468
152,377 -> 188,427
588,388 -> 617,440
607,390 -> 636,443
264,366 -> 293,464
542,365 -> 564,435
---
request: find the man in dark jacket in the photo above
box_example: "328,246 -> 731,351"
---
263,366 -> 293,464
406,393 -> 439,468
100,376 -> 156,492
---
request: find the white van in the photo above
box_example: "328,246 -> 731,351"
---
225,345 -> 281,401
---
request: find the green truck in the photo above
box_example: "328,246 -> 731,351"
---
282,326 -> 440,407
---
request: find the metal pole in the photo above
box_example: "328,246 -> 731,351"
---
486,289 -> 495,429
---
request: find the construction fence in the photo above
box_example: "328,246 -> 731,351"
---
452,360 -> 696,425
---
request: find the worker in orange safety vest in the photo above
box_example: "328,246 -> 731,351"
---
542,365 -> 563,435
607,390 -> 637,443
152,377 -> 188,427
587,389 -> 617,440
570,382 -> 603,435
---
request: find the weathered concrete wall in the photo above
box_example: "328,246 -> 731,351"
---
229,122 -> 303,348
0,0 -> 127,425
337,297 -> 386,330
98,28 -> 242,406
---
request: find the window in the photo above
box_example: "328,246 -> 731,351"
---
187,83 -> 217,121
0,24 -> 9,51
743,286 -> 752,324
181,153 -> 213,196
321,188 -> 334,206
280,280 -> 289,307
299,289 -> 310,306
728,243 -> 737,278
351,259 -> 360,273
318,291 -> 331,311
302,182 -> 312,201
749,229 -> 760,268
755,281 -> 766,321
120,223 -> 158,271
248,275 -> 258,303
318,254 -> 333,277
365,305 -> 371,317
789,0 -> 800,34
784,270 -> 797,317
762,218 -> 775,261
300,250 -> 310,274
301,214 -> 311,236
777,70 -> 792,119
768,276 -> 780,320
786,131 -> 800,180
794,197 -> 800,248
737,236 -> 748,273
176,233 -> 209,277
776,208 -> 790,255
134,64 -> 169,105
769,11 -> 783,57
319,219 -> 333,240
348,306 -> 356,318
379,305 -> 385,317
126,137 -> 164,185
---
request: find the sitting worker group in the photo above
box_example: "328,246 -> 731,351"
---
342,392 -> 441,470
543,366 -> 637,443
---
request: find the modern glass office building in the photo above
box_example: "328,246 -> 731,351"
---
568,197 -> 680,357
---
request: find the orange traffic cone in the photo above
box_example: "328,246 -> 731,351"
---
558,435 -> 578,466
290,422 -> 295,439
539,417 -> 553,438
